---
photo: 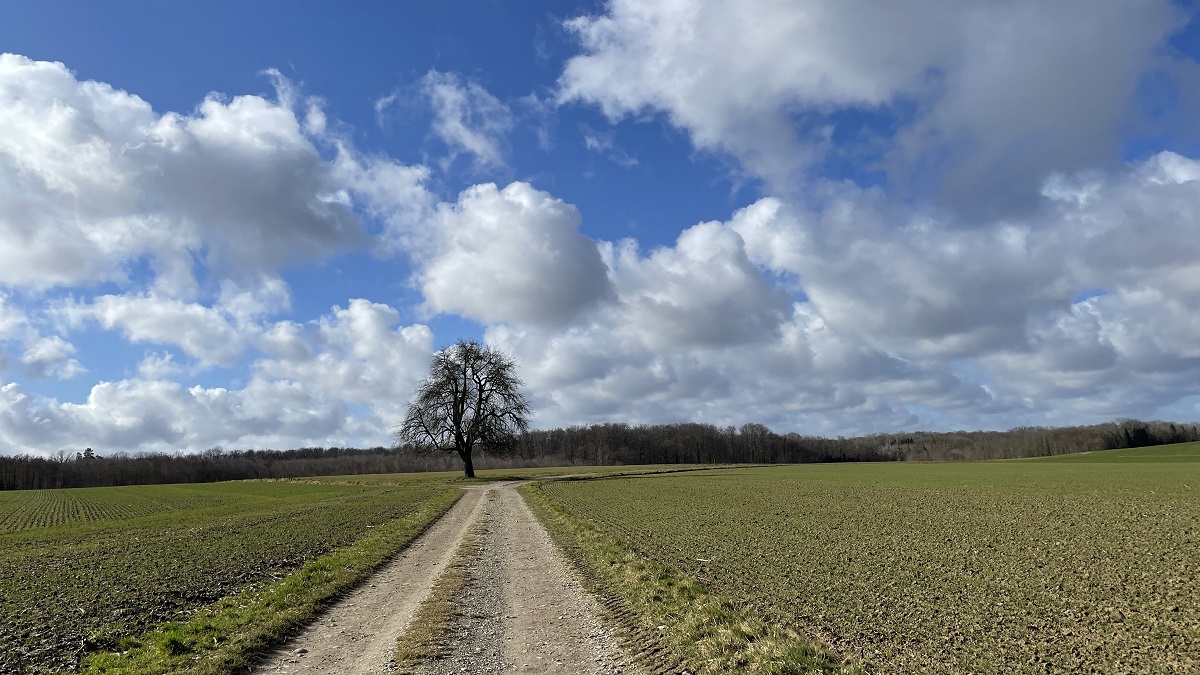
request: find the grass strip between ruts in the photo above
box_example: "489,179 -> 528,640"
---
76,487 -> 463,675
520,480 -> 870,675
391,522 -> 485,673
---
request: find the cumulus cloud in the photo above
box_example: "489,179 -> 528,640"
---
416,182 -> 614,326
605,221 -> 790,348
0,53 -> 365,293
421,70 -> 514,171
486,306 -> 952,434
476,207 -> 940,431
550,1 -> 1200,428
0,299 -> 436,454
727,152 -> 1200,362
5,25 -> 1200,457
341,167 -> 614,330
483,150 -> 1200,432
333,149 -> 434,255
0,55 -> 453,454
560,0 -> 1185,216
255,299 -> 433,422
20,336 -> 85,380
136,352 -> 182,380
0,378 -> 351,454
58,293 -> 249,367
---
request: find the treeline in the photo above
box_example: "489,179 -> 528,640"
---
0,446 -> 463,491
1,419 -> 1197,490
510,418 -> 1200,465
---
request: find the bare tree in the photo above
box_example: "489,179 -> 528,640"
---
396,340 -> 531,478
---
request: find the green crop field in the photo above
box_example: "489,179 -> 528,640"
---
0,464 -> 685,674
533,445 -> 1200,673
1027,440 -> 1200,463
0,474 -> 465,674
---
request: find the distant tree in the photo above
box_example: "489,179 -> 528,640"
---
396,340 -> 531,478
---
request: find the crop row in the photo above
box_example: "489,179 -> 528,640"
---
0,487 -> 183,533
0,476 -> 458,673
539,460 -> 1200,673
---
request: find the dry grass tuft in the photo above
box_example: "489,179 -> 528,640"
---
392,522 -> 485,673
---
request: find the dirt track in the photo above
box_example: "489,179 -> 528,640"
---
255,481 -> 641,674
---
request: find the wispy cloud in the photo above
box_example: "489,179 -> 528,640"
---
421,70 -> 514,172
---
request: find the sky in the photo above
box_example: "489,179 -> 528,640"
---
2,0 -> 1200,456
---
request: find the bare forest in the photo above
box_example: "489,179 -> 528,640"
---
1,418 -> 1195,491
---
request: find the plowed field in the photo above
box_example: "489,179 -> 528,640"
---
537,446 -> 1200,673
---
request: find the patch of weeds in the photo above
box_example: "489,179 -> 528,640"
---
392,523 -> 485,672
155,627 -> 192,657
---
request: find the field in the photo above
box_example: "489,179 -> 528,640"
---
533,445 -> 1200,673
0,474 -> 465,673
0,464 -> 690,673
1029,441 -> 1200,463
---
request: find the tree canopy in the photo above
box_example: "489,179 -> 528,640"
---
396,340 -> 531,477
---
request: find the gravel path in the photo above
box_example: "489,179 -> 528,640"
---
254,486 -> 490,674
255,481 -> 642,675
416,485 -> 640,675
410,494 -> 507,675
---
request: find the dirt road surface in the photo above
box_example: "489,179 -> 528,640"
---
255,486 -> 489,674
255,481 -> 642,675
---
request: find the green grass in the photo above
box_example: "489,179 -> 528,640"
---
0,473 -> 463,674
533,459 -> 1200,673
1027,440 -> 1200,463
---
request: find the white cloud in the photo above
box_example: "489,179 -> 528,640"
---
50,277 -> 291,369
3,34 -> 1200,458
550,2 -> 1200,432
417,182 -> 614,326
481,210 -> 949,431
724,152 -> 1200,365
0,378 -> 352,454
606,221 -> 790,348
581,126 -> 638,167
486,307 -> 947,434
216,278 -> 292,320
255,299 -> 434,422
0,53 -> 366,293
0,299 -> 438,455
64,293 -> 249,367
483,150 -> 1200,432
20,336 -> 85,380
559,0 -> 1184,215
0,293 -> 27,341
518,93 -> 557,152
421,70 -> 514,171
374,89 -> 401,128
334,148 -> 433,254
136,352 -> 182,380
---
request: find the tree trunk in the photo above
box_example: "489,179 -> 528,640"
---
459,448 -> 475,478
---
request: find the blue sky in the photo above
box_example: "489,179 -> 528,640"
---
2,0 -> 1200,455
